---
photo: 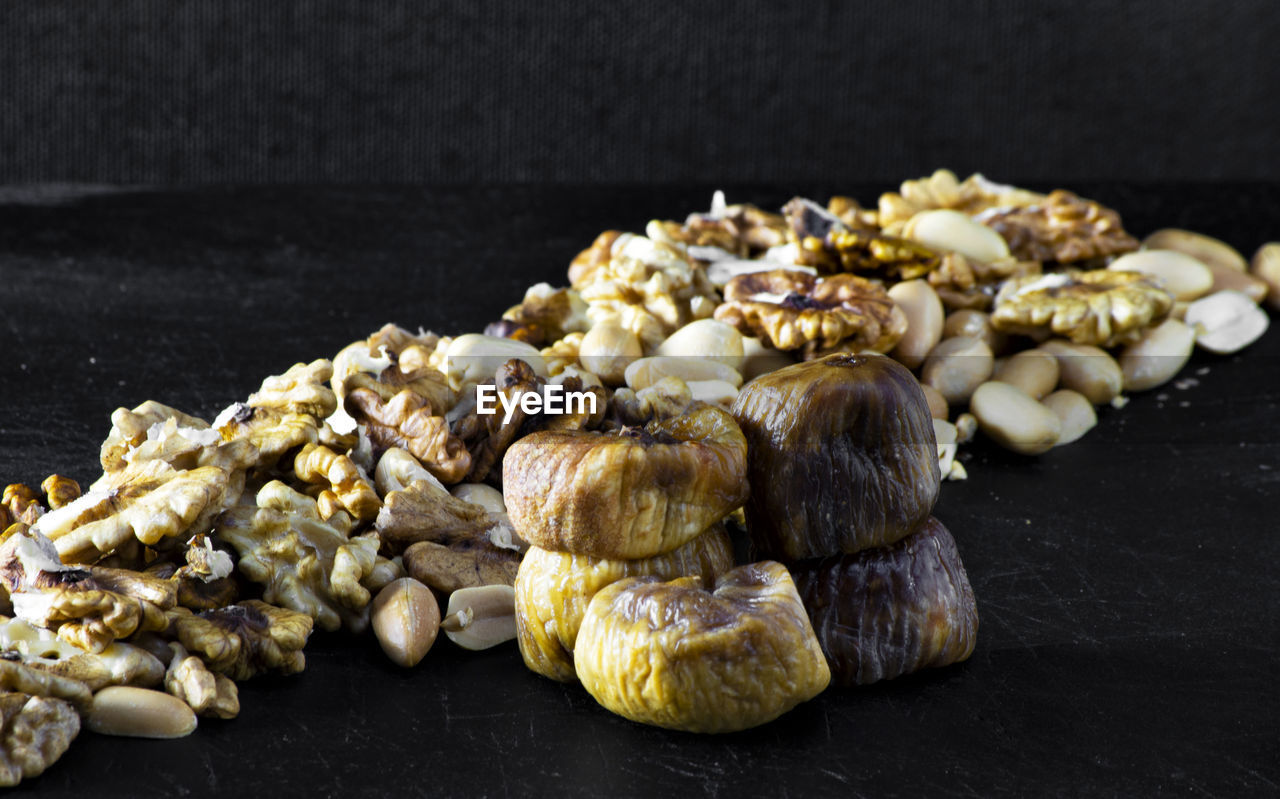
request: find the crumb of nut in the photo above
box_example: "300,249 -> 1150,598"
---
163,642 -> 239,719
38,477 -> 81,511
979,190 -> 1140,264
2,485 -> 44,528
989,269 -> 1174,347
714,269 -> 907,357
0,691 -> 81,787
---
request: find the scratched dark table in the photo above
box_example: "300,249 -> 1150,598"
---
0,184 -> 1277,798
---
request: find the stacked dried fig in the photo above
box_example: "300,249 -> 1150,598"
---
505,402 -> 832,732
731,354 -> 979,686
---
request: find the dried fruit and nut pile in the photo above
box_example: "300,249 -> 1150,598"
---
2,171 -> 1276,782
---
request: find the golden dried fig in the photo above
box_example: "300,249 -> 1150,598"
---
731,354 -> 939,561
502,403 -> 748,560
574,561 -> 830,733
790,517 -> 978,686
514,524 -> 734,682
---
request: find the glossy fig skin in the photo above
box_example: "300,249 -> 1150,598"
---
514,524 -> 734,682
503,403 -> 749,560
790,516 -> 978,686
731,353 -> 940,561
574,561 -> 830,734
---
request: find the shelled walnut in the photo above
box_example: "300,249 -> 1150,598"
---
990,269 -> 1173,346
215,482 -> 397,632
785,197 -> 939,281
980,190 -> 1140,264
162,600 -> 312,681
714,269 -> 907,356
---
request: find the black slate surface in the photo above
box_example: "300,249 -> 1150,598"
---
0,184 -> 1277,798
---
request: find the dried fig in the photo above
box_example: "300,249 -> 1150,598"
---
791,517 -> 978,686
731,353 -> 939,561
502,403 -> 748,560
514,523 -> 734,682
574,561 -> 830,733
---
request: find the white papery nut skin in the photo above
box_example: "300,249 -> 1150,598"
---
1108,250 -> 1214,302
1041,390 -> 1097,446
970,382 -> 1061,455
578,319 -> 643,386
888,280 -> 945,370
1038,341 -> 1123,405
921,336 -> 994,405
1119,319 -> 1196,392
654,319 -> 745,372
1183,290 -> 1271,355
903,209 -> 1011,263
993,350 -> 1060,400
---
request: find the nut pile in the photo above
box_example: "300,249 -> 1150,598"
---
3,173 -> 1277,780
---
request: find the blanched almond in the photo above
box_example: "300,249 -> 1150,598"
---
87,686 -> 197,739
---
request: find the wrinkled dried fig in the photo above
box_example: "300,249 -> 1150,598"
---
791,517 -> 978,686
515,523 -> 734,682
574,561 -> 830,733
731,354 -> 939,561
503,403 -> 748,559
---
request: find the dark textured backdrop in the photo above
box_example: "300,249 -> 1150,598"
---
1,0 -> 1278,185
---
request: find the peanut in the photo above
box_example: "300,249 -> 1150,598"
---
1108,250 -> 1214,302
888,280 -> 945,370
922,336 -> 994,405
970,381 -> 1061,455
441,584 -> 517,651
371,577 -> 441,668
1119,319 -> 1196,392
993,350 -> 1059,399
1041,390 -> 1097,446
1183,290 -> 1270,354
655,319 -> 745,372
1038,341 -> 1123,405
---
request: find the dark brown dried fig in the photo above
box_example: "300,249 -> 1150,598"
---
731,353 -> 939,561
503,403 -> 748,560
790,517 -> 978,686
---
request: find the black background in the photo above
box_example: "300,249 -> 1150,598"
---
1,1 -> 1279,185
0,183 -> 1277,797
